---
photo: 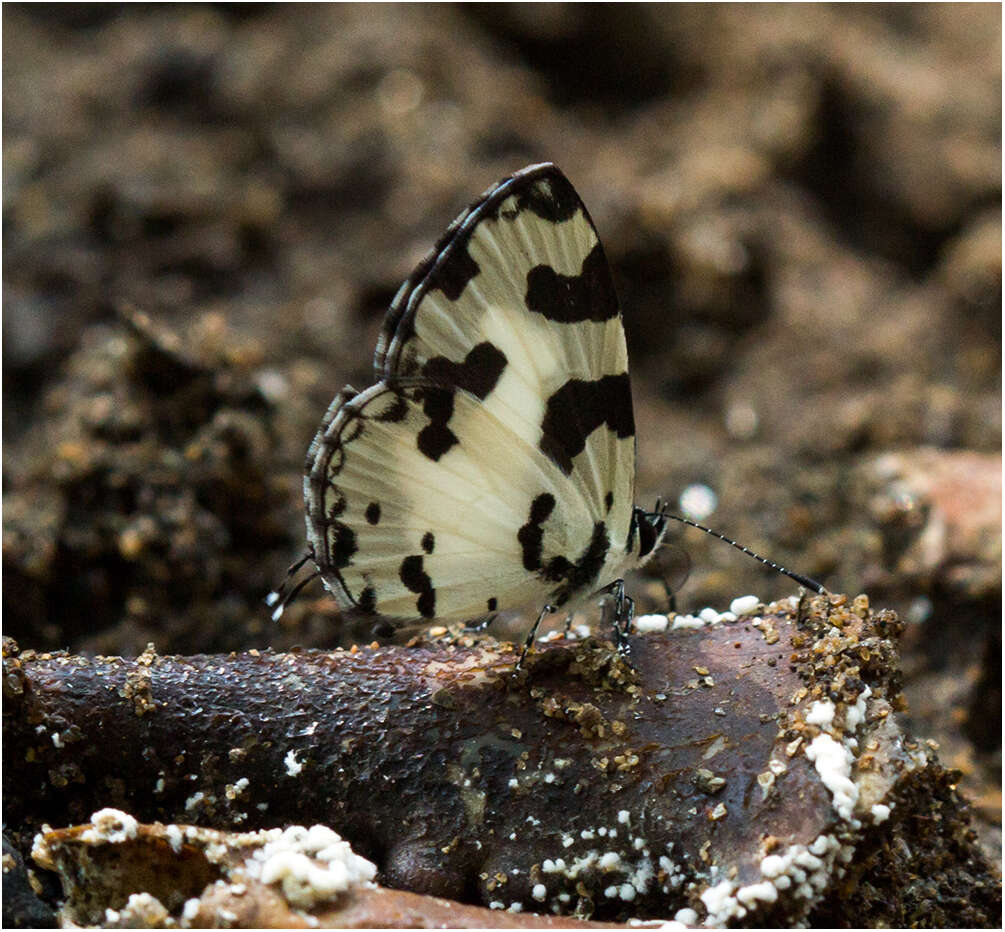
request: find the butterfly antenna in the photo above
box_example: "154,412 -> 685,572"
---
266,551 -> 319,620
661,511 -> 828,595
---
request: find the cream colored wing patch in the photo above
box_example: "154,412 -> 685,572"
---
304,383 -> 616,620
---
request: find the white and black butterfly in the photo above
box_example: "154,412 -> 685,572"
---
276,163 -> 824,656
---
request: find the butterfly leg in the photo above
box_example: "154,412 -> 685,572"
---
606,579 -> 635,655
516,604 -> 555,671
562,612 -> 575,637
265,550 -> 318,621
795,588 -> 808,625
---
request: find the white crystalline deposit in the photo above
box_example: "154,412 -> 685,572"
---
729,595 -> 761,615
634,614 -> 670,633
805,734 -> 859,821
245,825 -> 376,909
700,834 -> 841,926
80,809 -> 139,844
845,685 -> 872,730
671,614 -> 707,630
805,699 -> 836,727
284,749 -> 304,776
871,803 -> 892,823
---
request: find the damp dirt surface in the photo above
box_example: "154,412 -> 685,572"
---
3,3 -> 1000,926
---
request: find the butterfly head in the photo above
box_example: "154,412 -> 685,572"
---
630,498 -> 671,565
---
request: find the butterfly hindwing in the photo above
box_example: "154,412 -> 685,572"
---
305,382 -> 619,619
306,164 -> 641,623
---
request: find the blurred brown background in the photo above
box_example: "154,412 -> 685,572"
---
3,3 -> 1000,856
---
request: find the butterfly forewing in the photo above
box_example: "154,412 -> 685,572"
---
306,164 -> 641,624
381,166 -> 636,532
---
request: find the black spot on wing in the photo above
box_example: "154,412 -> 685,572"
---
517,493 -> 556,572
508,172 -> 582,224
415,386 -> 459,461
421,531 -> 435,554
539,373 -> 635,476
487,597 -> 498,612
426,240 -> 480,301
372,391 -> 409,423
543,521 -> 610,604
400,555 -> 436,618
605,491 -> 614,513
525,243 -> 618,324
329,522 -> 357,569
365,502 -> 381,525
422,342 -> 508,400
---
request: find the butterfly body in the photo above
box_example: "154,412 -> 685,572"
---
304,164 -> 667,629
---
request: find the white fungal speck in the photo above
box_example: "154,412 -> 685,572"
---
634,614 -> 669,633
81,809 -> 138,844
729,595 -> 760,615
805,700 -> 836,726
250,825 -> 376,909
805,734 -> 859,820
532,883 -> 547,901
166,825 -> 184,853
671,614 -> 705,629
871,803 -> 891,823
701,879 -> 741,923
284,749 -> 303,776
845,685 -> 872,730
736,880 -> 779,907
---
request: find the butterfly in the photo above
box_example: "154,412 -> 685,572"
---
278,163 -> 824,657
